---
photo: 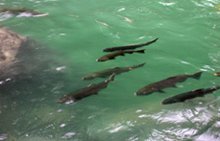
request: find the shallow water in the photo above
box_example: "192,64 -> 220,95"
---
0,0 -> 220,140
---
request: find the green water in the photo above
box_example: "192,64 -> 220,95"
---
1,0 -> 220,140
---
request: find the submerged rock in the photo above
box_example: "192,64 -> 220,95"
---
0,27 -> 27,79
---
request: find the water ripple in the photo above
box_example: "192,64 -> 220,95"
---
158,2 -> 176,6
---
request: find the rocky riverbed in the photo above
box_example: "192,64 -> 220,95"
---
0,27 -> 27,80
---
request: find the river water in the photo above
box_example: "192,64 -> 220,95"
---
0,0 -> 220,141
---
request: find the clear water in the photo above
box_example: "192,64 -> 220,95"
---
0,0 -> 220,140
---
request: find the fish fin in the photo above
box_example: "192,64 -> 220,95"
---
120,53 -> 125,56
172,84 -> 177,88
191,71 -> 203,80
135,49 -> 145,54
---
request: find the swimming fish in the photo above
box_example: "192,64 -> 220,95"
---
135,71 -> 203,96
97,49 -> 145,62
82,63 -> 145,80
0,7 -> 48,17
103,38 -> 158,52
162,86 -> 220,105
58,74 -> 115,104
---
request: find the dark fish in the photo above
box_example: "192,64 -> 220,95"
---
0,7 -> 48,17
162,86 -> 220,105
135,71 -> 203,96
103,38 -> 158,52
97,49 -> 145,62
82,63 -> 145,80
58,74 -> 115,104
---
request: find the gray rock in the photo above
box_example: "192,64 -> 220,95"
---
0,27 -> 26,79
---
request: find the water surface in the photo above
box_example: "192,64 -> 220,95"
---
0,0 -> 220,140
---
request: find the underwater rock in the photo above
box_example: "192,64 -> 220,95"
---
0,27 -> 27,78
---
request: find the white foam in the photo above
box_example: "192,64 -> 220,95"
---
158,2 -> 176,6
117,7 -> 126,12
61,132 -> 76,139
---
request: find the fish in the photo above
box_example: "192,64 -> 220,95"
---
58,74 -> 115,104
135,71 -> 203,96
103,38 -> 158,52
162,86 -> 220,105
96,49 -> 145,62
82,63 -> 145,80
0,7 -> 48,17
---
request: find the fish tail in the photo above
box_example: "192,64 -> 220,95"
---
145,38 -> 159,45
191,71 -> 203,79
135,49 -> 145,54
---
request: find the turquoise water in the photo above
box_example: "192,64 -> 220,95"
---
1,0 -> 220,140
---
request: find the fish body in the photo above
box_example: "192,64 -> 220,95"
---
162,86 -> 220,105
58,74 -> 115,104
97,49 -> 145,62
82,63 -> 145,80
135,71 -> 203,96
103,38 -> 158,52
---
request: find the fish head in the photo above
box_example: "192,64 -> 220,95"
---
135,86 -> 156,96
96,56 -> 108,62
82,74 -> 97,80
162,99 -> 171,105
58,95 -> 74,104
162,98 -> 178,105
